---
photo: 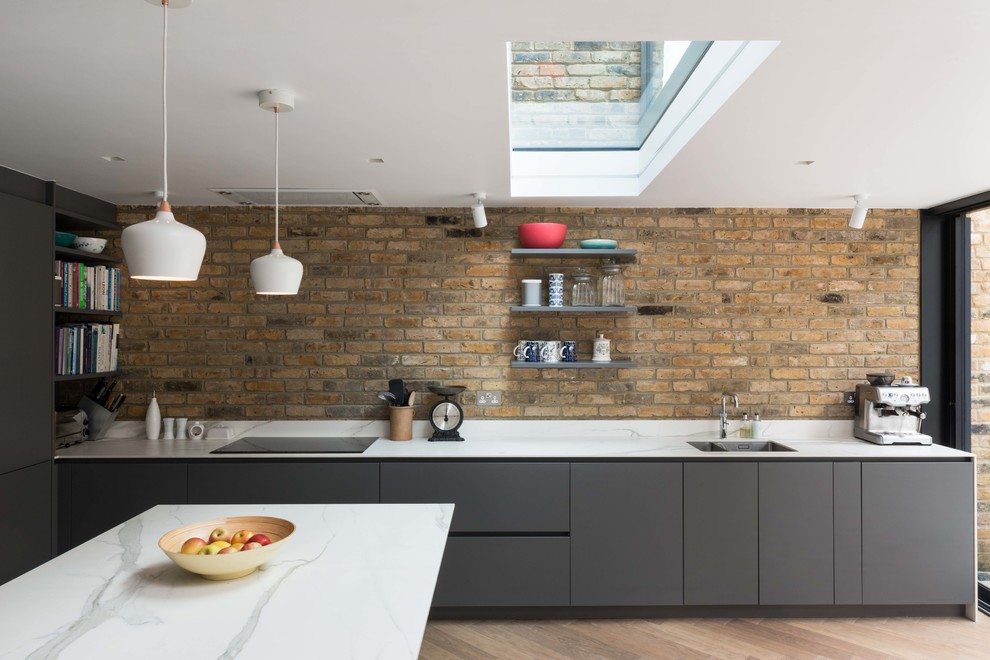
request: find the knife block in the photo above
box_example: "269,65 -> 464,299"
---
78,396 -> 118,441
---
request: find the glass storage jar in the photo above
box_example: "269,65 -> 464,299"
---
571,269 -> 596,306
599,262 -> 625,306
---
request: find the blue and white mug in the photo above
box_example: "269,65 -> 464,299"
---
525,340 -> 541,362
561,340 -> 577,362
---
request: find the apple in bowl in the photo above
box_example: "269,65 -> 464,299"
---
158,516 -> 295,580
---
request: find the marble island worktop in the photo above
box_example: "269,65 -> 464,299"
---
55,419 -> 973,460
0,503 -> 453,659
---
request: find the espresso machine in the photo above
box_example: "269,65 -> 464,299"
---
853,376 -> 932,445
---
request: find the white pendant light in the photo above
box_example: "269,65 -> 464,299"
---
250,89 -> 304,296
122,0 -> 206,281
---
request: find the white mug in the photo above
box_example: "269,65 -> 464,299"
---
540,340 -> 562,363
512,340 -> 532,360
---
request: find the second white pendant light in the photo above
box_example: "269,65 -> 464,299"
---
250,89 -> 304,295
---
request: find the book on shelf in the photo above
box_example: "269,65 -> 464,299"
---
54,322 -> 120,376
55,260 -> 121,312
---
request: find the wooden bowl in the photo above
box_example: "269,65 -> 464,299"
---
158,516 -> 295,580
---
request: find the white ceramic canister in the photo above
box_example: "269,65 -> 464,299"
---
592,333 -> 611,362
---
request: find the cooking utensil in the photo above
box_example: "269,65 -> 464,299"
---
407,390 -> 417,406
389,379 -> 405,404
377,391 -> 396,405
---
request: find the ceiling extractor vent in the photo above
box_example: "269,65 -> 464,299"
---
210,188 -> 383,206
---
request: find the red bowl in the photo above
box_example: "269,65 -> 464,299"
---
518,223 -> 567,249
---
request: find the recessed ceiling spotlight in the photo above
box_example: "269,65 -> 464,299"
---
101,155 -> 126,162
369,158 -> 385,164
796,160 -> 815,166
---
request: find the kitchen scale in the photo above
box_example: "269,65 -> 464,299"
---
427,385 -> 466,441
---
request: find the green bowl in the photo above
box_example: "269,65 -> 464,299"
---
579,239 -> 618,249
55,231 -> 77,247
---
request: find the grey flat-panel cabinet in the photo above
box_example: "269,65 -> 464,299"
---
380,462 -> 569,532
60,463 -> 187,550
759,462 -> 834,604
381,462 -> 569,607
433,537 -> 569,607
0,462 -> 52,585
571,462 -> 682,606
684,462 -> 759,605
187,462 -> 379,504
862,462 -> 974,605
0,192 -> 53,476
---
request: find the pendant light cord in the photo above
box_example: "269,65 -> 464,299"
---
274,106 -> 280,248
161,0 -> 169,203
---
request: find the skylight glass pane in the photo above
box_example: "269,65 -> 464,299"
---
509,41 -> 712,151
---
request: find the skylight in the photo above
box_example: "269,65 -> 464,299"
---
508,40 -> 779,198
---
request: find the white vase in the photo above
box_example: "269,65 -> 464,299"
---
145,394 -> 161,440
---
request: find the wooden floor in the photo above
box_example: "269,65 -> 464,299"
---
420,614 -> 988,659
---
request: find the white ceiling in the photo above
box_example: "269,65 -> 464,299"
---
1,0 -> 989,210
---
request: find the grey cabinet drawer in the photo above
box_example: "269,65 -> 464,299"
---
432,537 -> 570,607
380,462 -> 569,532
188,462 -> 379,504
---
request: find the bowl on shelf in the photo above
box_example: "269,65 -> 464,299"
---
518,222 -> 567,249
55,231 -> 77,247
158,515 -> 295,580
579,239 -> 618,249
71,237 -> 107,254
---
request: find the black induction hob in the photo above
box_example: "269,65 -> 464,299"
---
210,436 -> 378,454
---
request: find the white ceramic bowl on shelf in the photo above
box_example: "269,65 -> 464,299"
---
71,237 -> 108,253
158,515 -> 295,580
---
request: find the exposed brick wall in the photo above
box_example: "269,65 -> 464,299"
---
971,208 -> 990,571
511,41 -> 642,103
108,206 -> 920,425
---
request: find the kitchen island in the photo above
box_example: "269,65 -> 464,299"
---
0,503 -> 453,659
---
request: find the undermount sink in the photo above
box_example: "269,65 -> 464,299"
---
688,440 -> 796,452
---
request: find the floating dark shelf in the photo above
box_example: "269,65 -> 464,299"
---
510,248 -> 637,257
511,305 -> 636,313
510,360 -> 636,369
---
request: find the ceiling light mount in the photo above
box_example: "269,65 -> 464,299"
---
848,194 -> 870,229
471,193 -> 488,229
143,0 -> 193,8
258,89 -> 295,113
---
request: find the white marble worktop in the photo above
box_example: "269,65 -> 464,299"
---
0,503 -> 452,659
55,419 -> 973,460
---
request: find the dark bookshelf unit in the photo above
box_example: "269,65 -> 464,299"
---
0,167 -> 118,585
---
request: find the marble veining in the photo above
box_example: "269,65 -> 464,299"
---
0,504 -> 453,659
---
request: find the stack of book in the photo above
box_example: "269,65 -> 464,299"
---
55,323 -> 120,376
55,261 -> 121,311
